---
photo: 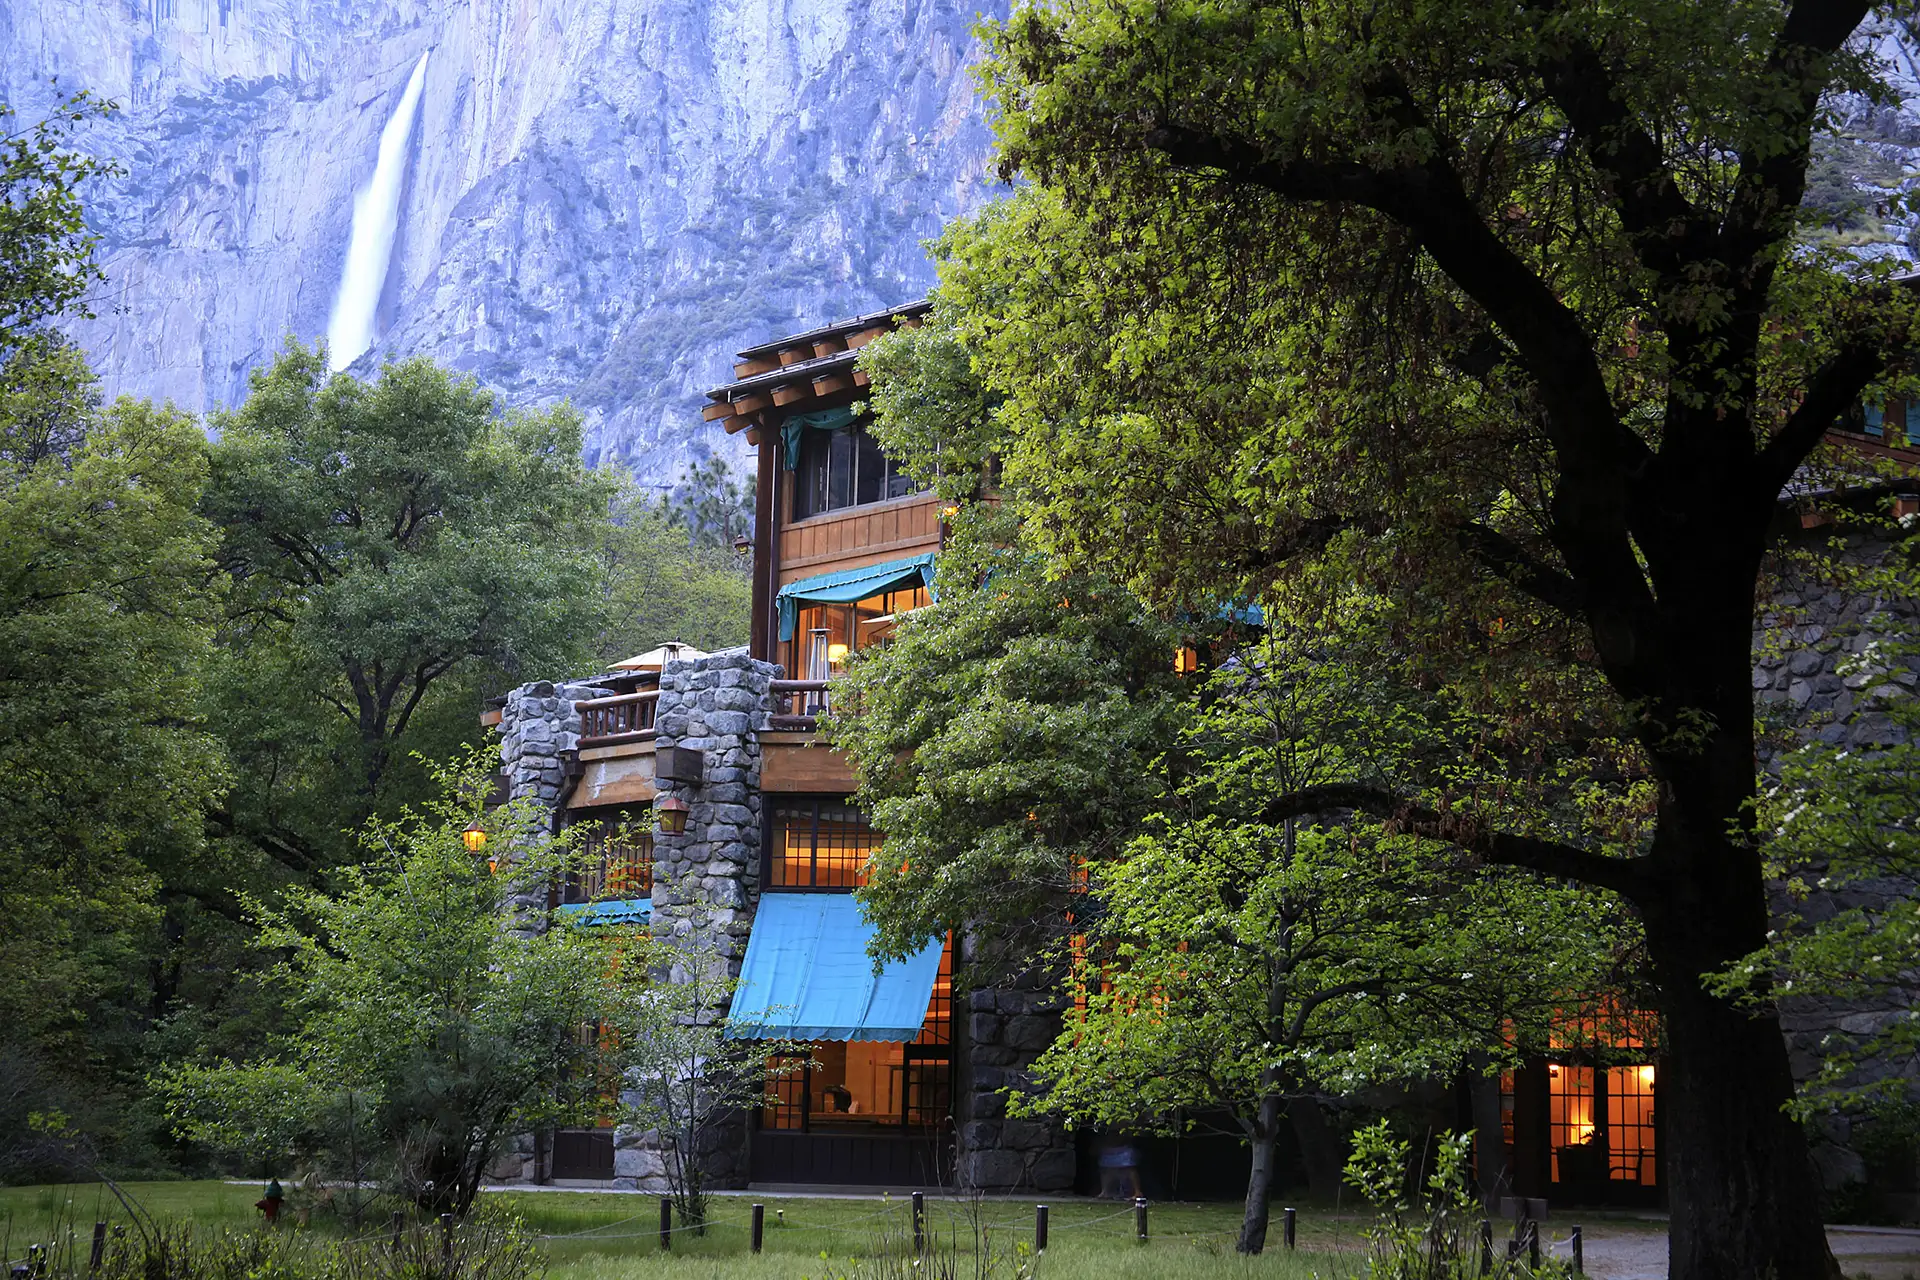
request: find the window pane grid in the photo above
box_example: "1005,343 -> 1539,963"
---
566,821 -> 654,903
770,800 -> 879,889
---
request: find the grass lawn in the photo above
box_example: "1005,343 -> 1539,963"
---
0,1181 -> 1369,1279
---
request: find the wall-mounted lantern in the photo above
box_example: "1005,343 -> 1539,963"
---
656,795 -> 690,836
461,821 -> 488,854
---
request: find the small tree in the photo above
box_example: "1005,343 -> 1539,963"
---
1346,1121 -> 1573,1280
604,928 -> 807,1232
158,752 -> 621,1216
1017,638 -> 1629,1253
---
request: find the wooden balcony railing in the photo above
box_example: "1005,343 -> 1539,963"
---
768,679 -> 831,729
576,689 -> 660,747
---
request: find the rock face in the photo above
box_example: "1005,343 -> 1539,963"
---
1,0 -> 1001,484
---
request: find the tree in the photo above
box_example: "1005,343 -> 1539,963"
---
660,455 -> 756,552
827,503 -> 1189,964
604,929 -> 806,1233
1013,635 -> 1631,1253
158,754 -> 622,1217
203,344 -> 614,867
593,470 -> 750,663
0,91 -> 118,359
0,340 -> 225,1179
910,3 -> 1912,1273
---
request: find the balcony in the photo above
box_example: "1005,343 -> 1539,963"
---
577,688 -> 659,748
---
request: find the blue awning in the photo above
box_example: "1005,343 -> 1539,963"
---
775,552 -> 939,643
556,898 -> 651,927
727,894 -> 942,1041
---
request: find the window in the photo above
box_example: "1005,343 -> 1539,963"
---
785,586 -> 932,686
767,799 -> 878,889
792,423 -> 924,520
759,935 -> 955,1134
565,817 -> 653,903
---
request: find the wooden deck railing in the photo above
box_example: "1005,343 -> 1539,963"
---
576,689 -> 660,746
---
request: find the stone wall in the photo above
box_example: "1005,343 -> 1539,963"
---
1753,531 -> 1920,1202
489,678 -> 610,1182
613,651 -> 780,1192
957,982 -> 1077,1192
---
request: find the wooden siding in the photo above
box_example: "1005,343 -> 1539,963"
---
760,734 -> 859,793
779,493 -> 942,581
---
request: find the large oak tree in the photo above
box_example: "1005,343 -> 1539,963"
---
916,2 -> 1918,1276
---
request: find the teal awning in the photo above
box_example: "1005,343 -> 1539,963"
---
556,898 -> 650,927
776,552 -> 938,643
782,405 -> 859,470
726,894 -> 942,1041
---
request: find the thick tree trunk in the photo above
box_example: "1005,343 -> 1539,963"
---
1464,1061 -> 1506,1199
1627,603 -> 1839,1280
1237,1090 -> 1284,1254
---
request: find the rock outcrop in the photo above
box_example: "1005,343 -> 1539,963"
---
2,0 -> 1002,483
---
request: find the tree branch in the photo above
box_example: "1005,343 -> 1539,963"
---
1759,337 -> 1891,495
1455,521 -> 1582,616
1260,782 -> 1650,899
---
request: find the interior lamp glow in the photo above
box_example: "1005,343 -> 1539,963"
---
461,821 -> 488,854
656,795 -> 690,836
827,643 -> 851,666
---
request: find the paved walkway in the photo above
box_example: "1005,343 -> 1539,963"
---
1567,1223 -> 1920,1280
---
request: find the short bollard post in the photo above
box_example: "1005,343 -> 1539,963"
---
1283,1206 -> 1297,1250
1134,1196 -> 1149,1243
89,1222 -> 106,1270
1528,1222 -> 1541,1269
1571,1224 -> 1584,1273
1034,1204 -> 1049,1253
1479,1220 -> 1493,1273
439,1213 -> 453,1266
912,1191 -> 925,1254
390,1210 -> 404,1252
751,1204 -> 765,1254
659,1197 -> 673,1251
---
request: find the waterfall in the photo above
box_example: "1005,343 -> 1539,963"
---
326,52 -> 430,371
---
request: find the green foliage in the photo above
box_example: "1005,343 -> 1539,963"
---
203,343 -> 614,865
1345,1121 -> 1570,1280
1714,632 -> 1920,1116
660,455 -> 755,552
0,92 -> 120,355
859,315 -> 1002,505
5,1210 -> 545,1280
156,753 -> 624,1217
0,340 -> 226,1179
1013,633 -> 1629,1250
603,929 -> 808,1233
593,470 -> 749,662
828,504 -> 1187,963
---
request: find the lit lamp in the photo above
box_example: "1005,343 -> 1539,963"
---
656,795 -> 690,836
461,821 -> 488,854
826,642 -> 850,667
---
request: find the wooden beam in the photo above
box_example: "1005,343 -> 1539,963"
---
772,384 -> 812,406
724,415 -> 755,434
852,369 -> 871,388
812,337 -> 848,358
778,346 -> 813,366
733,391 -> 773,415
746,426 -> 764,445
733,355 -> 781,378
844,325 -> 891,350
812,372 -> 854,396
702,401 -> 736,422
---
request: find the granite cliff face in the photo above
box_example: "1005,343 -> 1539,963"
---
0,0 -> 1003,481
